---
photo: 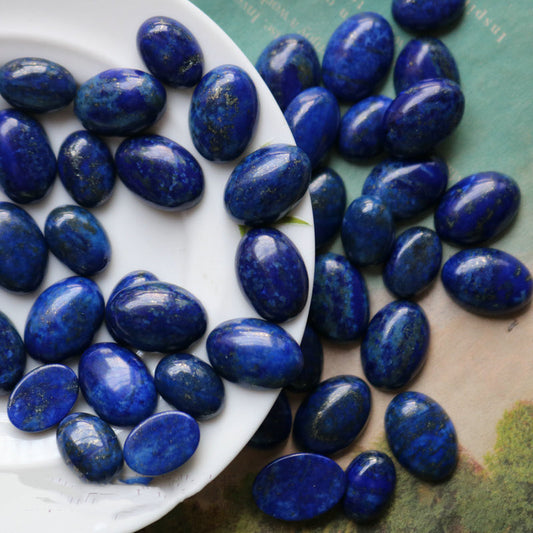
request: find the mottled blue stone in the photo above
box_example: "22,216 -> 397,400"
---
293,375 -> 371,455
123,410 -> 200,476
108,270 -> 159,302
441,248 -> 532,315
392,0 -> 466,32
24,276 -> 104,363
383,226 -> 442,299
253,453 -> 347,521
338,96 -> 392,160
394,38 -> 460,94
105,280 -> 207,353
0,57 -> 76,113
322,12 -> 394,103
385,391 -> 458,482
224,143 -> 311,226
7,364 -> 78,432
0,109 -> 56,203
0,311 -> 25,393
58,130 -> 116,208
115,134 -> 204,211
56,412 -> 123,482
154,353 -> 224,420
362,157 -> 448,220
434,172 -> 521,246
0,201 -> 48,293
361,301 -> 429,390
343,450 -> 396,523
189,64 -> 258,161
74,68 -> 166,136
137,16 -> 203,88
206,317 -> 303,389
286,324 -> 323,393
45,205 -> 111,276
284,87 -> 340,168
255,34 -> 321,111
309,253 -> 369,341
236,227 -> 308,322
79,342 -> 157,426
248,390 -> 292,448
341,195 -> 395,267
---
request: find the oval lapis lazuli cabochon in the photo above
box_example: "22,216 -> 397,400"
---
248,390 -> 292,449
0,311 -> 26,393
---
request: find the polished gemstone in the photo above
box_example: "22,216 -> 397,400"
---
0,311 -> 25,393
248,390 -> 292,448
286,324 -> 323,393
392,0 -> 466,32
108,270 -> 158,303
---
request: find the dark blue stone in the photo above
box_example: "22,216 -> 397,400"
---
137,16 -> 203,88
322,12 -> 394,103
309,253 -> 369,341
115,134 -> 204,211
58,130 -> 116,208
341,195 -> 395,267
79,342 -> 157,426
248,390 -> 292,448
123,410 -> 200,476
441,248 -> 532,315
286,324 -> 323,393
343,450 -> 396,523
74,68 -> 166,136
383,226 -> 442,299
253,453 -> 347,521
0,201 -> 48,293
105,280 -> 207,353
361,301 -> 429,390
434,172 -> 521,246
392,0 -> 466,32
384,78 -> 465,158
385,391 -> 458,482
224,143 -> 311,226
293,375 -> 371,455
236,227 -> 309,322
284,87 -> 340,168
108,270 -> 158,302
362,157 -> 448,220
338,96 -> 392,160
0,311 -> 25,393
0,109 -> 56,203
45,205 -> 111,276
255,34 -> 321,111
394,38 -> 460,94
56,412 -> 123,482
189,64 -> 257,161
7,364 -> 78,432
0,57 -> 76,113
24,276 -> 104,363
154,353 -> 224,420
206,317 -> 303,389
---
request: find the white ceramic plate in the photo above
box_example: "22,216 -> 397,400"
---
0,1 -> 314,531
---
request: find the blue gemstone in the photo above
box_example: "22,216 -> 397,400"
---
309,253 -> 369,341
45,205 -> 111,276
293,375 -> 371,455
189,64 -> 258,161
385,391 -> 458,482
74,68 -> 166,136
79,342 -> 157,426
253,453 -> 347,521
341,195 -> 395,267
0,201 -> 48,293
255,34 -> 321,111
343,450 -> 396,523
56,412 -> 123,482
392,0 -> 466,32
441,248 -> 532,315
322,12 -> 394,102
286,324 -> 323,393
206,317 -> 303,389
137,16 -> 203,88
25,276 -> 104,363
0,311 -> 25,393
284,87 -> 340,168
7,364 -> 78,432
435,172 -> 521,246
123,410 -> 200,476
0,109 -> 56,203
58,130 -> 116,208
236,227 -> 309,322
154,353 -> 224,420
248,390 -> 292,448
108,270 -> 159,302
361,301 -> 429,390
115,134 -> 204,211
